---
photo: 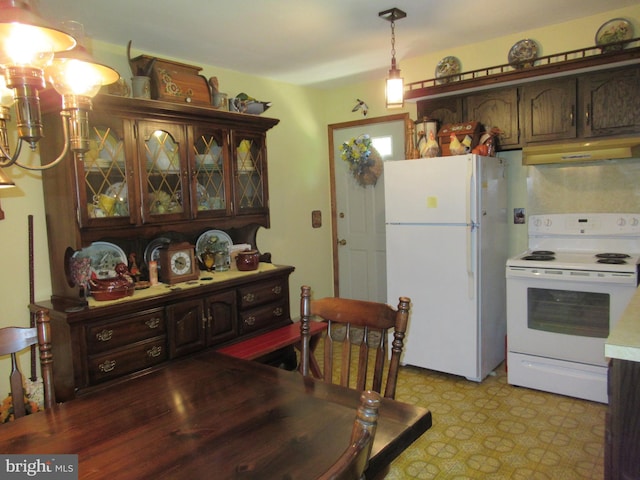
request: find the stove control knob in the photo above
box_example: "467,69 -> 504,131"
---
544,218 -> 552,227
617,217 -> 627,227
631,217 -> 640,227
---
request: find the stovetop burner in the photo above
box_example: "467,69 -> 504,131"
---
597,258 -> 628,264
522,254 -> 555,261
595,253 -> 631,259
532,250 -> 555,256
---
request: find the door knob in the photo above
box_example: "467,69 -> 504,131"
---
338,239 -> 347,246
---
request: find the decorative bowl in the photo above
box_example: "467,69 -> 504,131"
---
236,250 -> 260,271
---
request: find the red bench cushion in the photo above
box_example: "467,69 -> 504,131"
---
218,321 -> 326,360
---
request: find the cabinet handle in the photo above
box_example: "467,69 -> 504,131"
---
98,360 -> 116,373
271,286 -> 282,295
147,346 -> 162,358
145,318 -> 160,329
273,307 -> 283,317
96,329 -> 113,342
586,103 -> 591,126
243,293 -> 256,303
245,316 -> 256,326
570,105 -> 575,126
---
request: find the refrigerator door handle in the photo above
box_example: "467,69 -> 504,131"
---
466,159 -> 475,299
466,224 -> 475,299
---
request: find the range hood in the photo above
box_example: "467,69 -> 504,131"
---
522,137 -> 640,165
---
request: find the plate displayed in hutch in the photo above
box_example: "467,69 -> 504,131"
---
595,18 -> 633,52
435,56 -> 461,84
508,39 -> 539,69
72,241 -> 127,279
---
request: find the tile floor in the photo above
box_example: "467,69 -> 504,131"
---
384,362 -> 606,479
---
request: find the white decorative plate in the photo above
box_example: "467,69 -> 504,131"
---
196,229 -> 233,261
105,181 -> 128,202
596,18 -> 633,52
72,241 -> 127,279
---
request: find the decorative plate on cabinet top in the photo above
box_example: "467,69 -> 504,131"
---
435,56 -> 461,84
508,39 -> 539,69
196,229 -> 233,261
72,241 -> 127,279
595,18 -> 633,52
144,236 -> 171,268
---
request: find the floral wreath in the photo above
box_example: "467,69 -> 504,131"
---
340,134 -> 383,187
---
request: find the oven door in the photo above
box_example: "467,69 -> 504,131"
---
506,266 -> 637,367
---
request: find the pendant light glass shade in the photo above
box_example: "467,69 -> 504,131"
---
0,0 -> 76,67
385,68 -> 404,109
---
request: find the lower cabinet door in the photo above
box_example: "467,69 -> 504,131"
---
167,298 -> 207,358
205,290 -> 238,345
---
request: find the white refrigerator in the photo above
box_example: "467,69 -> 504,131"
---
384,154 -> 507,381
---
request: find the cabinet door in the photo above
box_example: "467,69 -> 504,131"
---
521,78 -> 577,143
465,88 -> 520,149
167,298 -> 206,357
204,290 -> 238,345
581,66 -> 640,138
78,112 -> 137,227
416,97 -> 462,126
231,131 -> 269,215
191,124 -> 230,217
138,120 -> 191,223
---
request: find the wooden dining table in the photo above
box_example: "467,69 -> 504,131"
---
0,349 -> 432,479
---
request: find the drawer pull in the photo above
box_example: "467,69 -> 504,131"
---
96,329 -> 113,342
145,318 -> 160,329
243,293 -> 256,303
271,286 -> 282,295
99,360 -> 116,373
245,316 -> 256,326
273,307 -> 284,317
147,346 -> 162,358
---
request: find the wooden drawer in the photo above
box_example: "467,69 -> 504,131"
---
88,338 -> 167,383
240,300 -> 287,334
238,279 -> 287,310
86,309 -> 166,354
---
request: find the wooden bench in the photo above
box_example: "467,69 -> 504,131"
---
217,321 -> 326,378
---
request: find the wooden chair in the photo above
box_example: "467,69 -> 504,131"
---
0,307 -> 54,418
318,390 -> 381,480
299,286 -> 411,399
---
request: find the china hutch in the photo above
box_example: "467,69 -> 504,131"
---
35,91 -> 294,401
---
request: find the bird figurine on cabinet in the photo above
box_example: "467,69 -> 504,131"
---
449,133 -> 467,155
420,130 -> 440,158
231,92 -> 271,115
352,99 -> 368,116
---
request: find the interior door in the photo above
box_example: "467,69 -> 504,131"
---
329,114 -> 408,301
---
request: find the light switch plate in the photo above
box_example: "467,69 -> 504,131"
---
312,210 -> 322,228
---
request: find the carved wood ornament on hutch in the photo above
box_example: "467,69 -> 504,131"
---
35,91 -> 295,401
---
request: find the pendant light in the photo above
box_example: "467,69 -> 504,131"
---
379,7 -> 406,109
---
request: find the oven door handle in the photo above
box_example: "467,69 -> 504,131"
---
466,160 -> 475,299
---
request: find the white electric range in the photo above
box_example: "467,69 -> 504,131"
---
506,213 -> 640,403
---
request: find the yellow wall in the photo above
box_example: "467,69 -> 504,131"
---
1,4 -> 639,391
